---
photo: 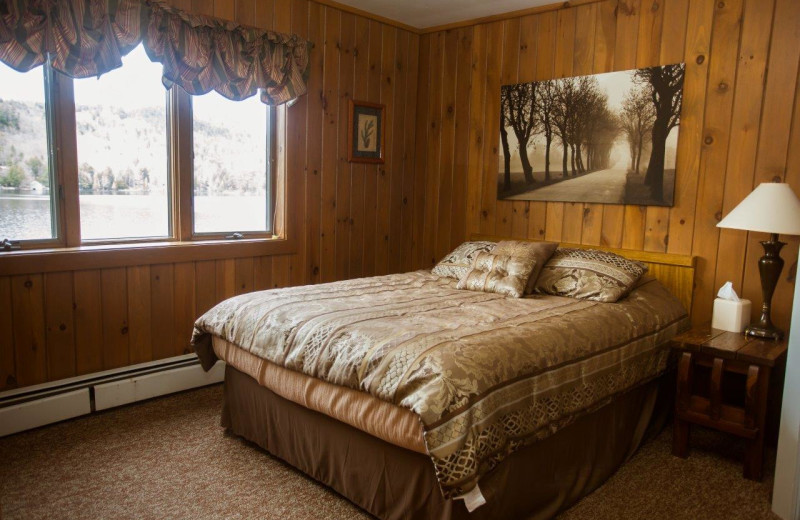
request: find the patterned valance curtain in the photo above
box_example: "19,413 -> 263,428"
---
0,0 -> 311,105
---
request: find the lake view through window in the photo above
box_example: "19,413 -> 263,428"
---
73,44 -> 170,241
0,62 -> 55,242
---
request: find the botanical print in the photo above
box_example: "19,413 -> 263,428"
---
498,64 -> 685,206
349,100 -> 384,163
357,114 -> 378,152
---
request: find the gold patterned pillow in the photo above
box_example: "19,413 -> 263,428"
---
432,241 -> 496,280
534,248 -> 648,303
492,240 -> 558,294
456,252 -> 536,298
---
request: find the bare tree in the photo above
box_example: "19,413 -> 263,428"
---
580,94 -> 616,172
620,86 -> 656,175
568,76 -> 604,175
500,88 -> 513,191
539,77 -> 611,179
588,107 -> 620,170
535,81 -> 558,181
620,112 -> 637,172
566,80 -> 583,176
635,63 -> 684,201
550,78 -> 577,178
502,82 -> 540,184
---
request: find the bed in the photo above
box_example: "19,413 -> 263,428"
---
192,236 -> 695,520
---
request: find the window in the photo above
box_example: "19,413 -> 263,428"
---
0,49 -> 281,252
0,61 -> 56,243
192,91 -> 273,236
73,44 -> 170,241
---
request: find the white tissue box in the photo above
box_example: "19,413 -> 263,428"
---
711,298 -> 752,333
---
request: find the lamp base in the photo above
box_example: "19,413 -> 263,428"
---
744,324 -> 784,341
747,234 -> 785,342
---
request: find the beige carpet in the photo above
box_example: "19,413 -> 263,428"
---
0,384 -> 779,520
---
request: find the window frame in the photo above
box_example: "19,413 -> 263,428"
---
184,88 -> 278,242
0,59 -> 63,250
0,57 -> 286,256
71,66 -> 176,247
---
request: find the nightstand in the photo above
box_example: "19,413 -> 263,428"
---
669,325 -> 788,481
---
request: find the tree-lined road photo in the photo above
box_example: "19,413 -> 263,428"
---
498,63 -> 685,207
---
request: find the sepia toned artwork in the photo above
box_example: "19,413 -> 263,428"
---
497,63 -> 685,206
348,100 -> 385,164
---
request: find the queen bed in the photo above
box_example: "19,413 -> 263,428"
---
192,237 -> 695,520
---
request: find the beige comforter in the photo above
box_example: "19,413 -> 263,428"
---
192,271 -> 688,498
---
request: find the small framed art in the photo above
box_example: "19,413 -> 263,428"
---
348,99 -> 385,164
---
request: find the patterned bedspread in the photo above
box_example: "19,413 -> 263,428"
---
192,271 -> 688,498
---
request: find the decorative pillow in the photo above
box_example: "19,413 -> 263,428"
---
534,248 -> 648,303
432,241 -> 496,280
456,252 -> 536,298
491,240 -> 558,294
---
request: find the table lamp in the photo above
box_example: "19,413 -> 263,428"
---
717,182 -> 800,340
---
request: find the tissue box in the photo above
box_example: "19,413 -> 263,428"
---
711,298 -> 752,333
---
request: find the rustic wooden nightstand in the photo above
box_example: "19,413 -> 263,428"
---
669,325 -> 788,481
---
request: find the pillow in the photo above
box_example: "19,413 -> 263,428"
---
534,248 -> 648,303
432,241 -> 496,280
491,240 -> 558,294
456,252 -> 536,298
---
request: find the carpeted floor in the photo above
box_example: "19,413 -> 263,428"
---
0,384 -> 779,520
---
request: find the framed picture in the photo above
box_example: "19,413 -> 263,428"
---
348,99 -> 385,164
497,63 -> 685,206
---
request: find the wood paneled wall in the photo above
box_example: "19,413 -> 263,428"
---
0,0 -> 419,391
4,0 -> 800,392
0,257 -> 292,388
411,0 -> 800,331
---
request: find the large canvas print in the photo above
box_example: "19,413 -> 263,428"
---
497,63 -> 685,206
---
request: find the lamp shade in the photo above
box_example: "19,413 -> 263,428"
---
717,183 -> 800,235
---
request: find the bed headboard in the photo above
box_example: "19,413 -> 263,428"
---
470,234 -> 697,312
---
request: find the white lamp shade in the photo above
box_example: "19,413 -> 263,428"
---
717,183 -> 800,236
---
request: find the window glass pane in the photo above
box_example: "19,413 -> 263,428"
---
0,62 -> 55,241
74,44 -> 169,241
192,91 -> 269,234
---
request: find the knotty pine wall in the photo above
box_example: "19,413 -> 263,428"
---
4,0 -> 800,392
0,0 -> 420,391
411,0 -> 800,332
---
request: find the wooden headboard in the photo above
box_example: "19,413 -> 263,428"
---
471,234 -> 697,312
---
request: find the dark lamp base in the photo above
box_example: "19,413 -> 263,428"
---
745,324 -> 784,341
748,234 -> 786,342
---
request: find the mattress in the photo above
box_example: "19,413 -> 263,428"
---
193,270 -> 689,498
212,336 -> 427,453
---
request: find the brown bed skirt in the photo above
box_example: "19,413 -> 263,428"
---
222,365 -> 672,520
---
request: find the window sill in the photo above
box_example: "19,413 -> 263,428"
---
0,237 -> 296,276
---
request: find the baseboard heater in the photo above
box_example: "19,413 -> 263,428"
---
0,354 -> 225,437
